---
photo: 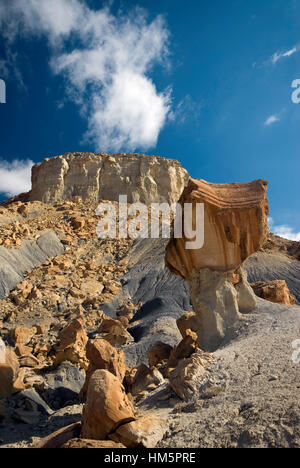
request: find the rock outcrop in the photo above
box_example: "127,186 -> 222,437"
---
251,280 -> 296,306
165,178 -> 269,351
0,231 -> 64,299
29,152 -> 188,205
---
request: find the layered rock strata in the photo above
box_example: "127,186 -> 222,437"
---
29,152 -> 189,204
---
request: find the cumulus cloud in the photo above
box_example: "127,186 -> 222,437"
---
0,159 -> 33,197
0,0 -> 171,152
268,217 -> 300,241
264,114 -> 280,126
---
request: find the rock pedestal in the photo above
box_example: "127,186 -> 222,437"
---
166,178 -> 269,351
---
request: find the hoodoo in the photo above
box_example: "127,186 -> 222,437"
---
165,178 -> 269,351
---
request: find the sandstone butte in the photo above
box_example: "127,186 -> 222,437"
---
29,152 -> 189,205
165,177 -> 269,351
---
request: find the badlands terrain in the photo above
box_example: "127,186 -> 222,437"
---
0,152 -> 299,448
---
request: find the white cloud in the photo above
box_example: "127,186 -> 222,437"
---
268,217 -> 300,241
169,95 -> 202,125
273,225 -> 300,241
271,46 -> 299,64
264,114 -> 280,126
0,0 -> 171,152
0,159 -> 33,197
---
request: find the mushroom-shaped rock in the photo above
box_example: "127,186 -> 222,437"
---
81,369 -> 135,440
165,178 -> 269,351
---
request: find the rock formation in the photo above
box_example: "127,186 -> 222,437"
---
147,341 -> 173,367
165,178 -> 269,351
169,349 -> 213,400
55,318 -> 89,370
131,364 -> 164,397
0,231 -> 64,299
109,414 -> 166,448
0,338 -> 19,397
29,152 -> 188,205
81,369 -> 135,440
251,280 -> 296,305
80,338 -> 126,397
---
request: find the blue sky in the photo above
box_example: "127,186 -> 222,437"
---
0,0 -> 299,239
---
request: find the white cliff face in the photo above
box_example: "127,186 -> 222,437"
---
29,152 -> 189,204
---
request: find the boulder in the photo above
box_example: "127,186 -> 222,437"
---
39,362 -> 85,409
110,414 -> 167,448
11,388 -> 53,424
98,317 -> 133,347
167,334 -> 198,370
81,339 -> 126,397
55,318 -> 88,369
176,312 -> 200,339
0,338 -> 19,397
169,349 -> 213,400
81,370 -> 135,440
147,341 -> 173,367
11,326 -> 36,345
251,280 -> 296,306
131,364 -> 164,397
80,279 -> 104,298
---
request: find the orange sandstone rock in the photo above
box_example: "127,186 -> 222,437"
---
251,280 -> 296,306
81,369 -> 135,440
166,178 -> 269,276
165,178 -> 269,351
